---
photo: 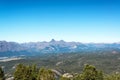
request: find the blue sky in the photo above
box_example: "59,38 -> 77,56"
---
0,0 -> 120,43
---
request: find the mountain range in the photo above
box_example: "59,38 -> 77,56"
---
0,39 -> 120,57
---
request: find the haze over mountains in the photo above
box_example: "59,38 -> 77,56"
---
0,39 -> 120,57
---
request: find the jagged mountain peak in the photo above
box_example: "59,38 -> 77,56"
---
0,40 -> 120,55
50,39 -> 56,43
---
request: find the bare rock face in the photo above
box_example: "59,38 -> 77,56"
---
62,73 -> 73,78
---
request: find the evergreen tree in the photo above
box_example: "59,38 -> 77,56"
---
74,64 -> 103,80
14,64 -> 24,80
0,67 -> 4,80
31,64 -> 38,80
104,73 -> 120,80
81,64 -> 103,80
37,67 -> 55,80
14,64 -> 38,80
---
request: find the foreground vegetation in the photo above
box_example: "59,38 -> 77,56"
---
1,64 -> 120,80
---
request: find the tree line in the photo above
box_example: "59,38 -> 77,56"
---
0,64 -> 120,80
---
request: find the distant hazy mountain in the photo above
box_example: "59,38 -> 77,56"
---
0,39 -> 120,56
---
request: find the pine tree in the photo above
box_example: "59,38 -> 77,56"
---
0,67 -> 4,80
14,64 -> 38,80
104,73 -> 120,80
30,64 -> 38,80
73,64 -> 103,80
37,67 -> 55,80
14,64 -> 26,80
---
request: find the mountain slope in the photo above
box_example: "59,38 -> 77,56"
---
0,40 -> 120,56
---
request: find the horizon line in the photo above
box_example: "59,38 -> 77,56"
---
0,39 -> 120,44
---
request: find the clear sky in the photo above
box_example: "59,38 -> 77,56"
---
0,0 -> 120,43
